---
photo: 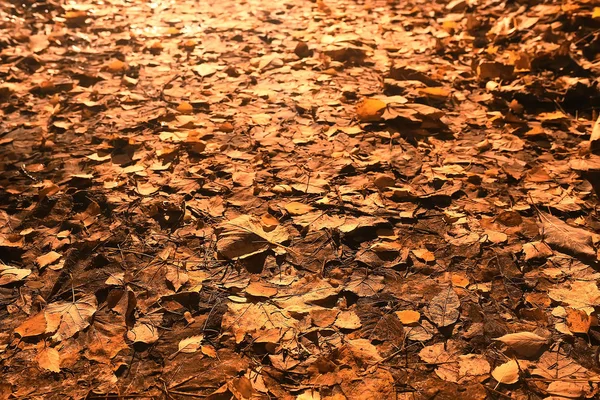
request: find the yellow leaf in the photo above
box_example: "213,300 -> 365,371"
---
176,101 -> 193,114
284,201 -> 313,215
356,98 -> 387,122
411,248 -> 435,262
395,310 -> 420,325
418,87 -> 450,100
593,7 -> 600,19
492,360 -> 519,384
107,60 -> 127,73
37,345 -> 61,373
261,214 -> 279,231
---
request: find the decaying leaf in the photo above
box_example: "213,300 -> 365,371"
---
427,286 -> 460,327
217,215 -> 289,259
538,212 -> 596,261
127,315 -> 161,345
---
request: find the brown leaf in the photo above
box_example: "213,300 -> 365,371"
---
284,201 -> 313,215
246,282 -> 278,298
538,212 -> 596,261
45,294 -> 98,342
217,215 -> 289,260
426,286 -> 460,327
0,264 -> 31,286
36,251 -> 61,269
494,332 -> 548,357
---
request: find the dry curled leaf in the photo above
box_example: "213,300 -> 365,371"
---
0,264 -> 31,286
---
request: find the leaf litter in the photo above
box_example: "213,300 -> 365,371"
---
1,0 -> 600,398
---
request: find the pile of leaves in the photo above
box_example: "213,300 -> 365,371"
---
1,0 -> 600,398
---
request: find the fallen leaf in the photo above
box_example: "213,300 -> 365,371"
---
127,316 -> 161,345
395,310 -> 420,325
0,264 -> 31,285
44,295 -> 98,342
29,35 -> 50,53
565,308 -> 592,334
356,98 -> 387,122
176,101 -> 194,114
285,202 -> 313,215
411,248 -> 435,262
217,214 -> 289,259
548,281 -> 600,308
427,286 -> 460,327
136,181 -> 159,196
492,359 -> 520,384
334,310 -> 362,330
36,345 -> 60,373
246,282 -> 278,298
107,59 -> 127,72
538,212 -> 595,261
36,251 -> 61,269
494,332 -> 548,357
178,335 -> 204,353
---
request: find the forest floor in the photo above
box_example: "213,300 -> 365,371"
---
1,0 -> 600,399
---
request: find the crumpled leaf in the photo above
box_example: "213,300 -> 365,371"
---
426,286 -> 460,327
494,332 -> 548,357
127,315 -> 161,345
538,212 -> 596,261
217,214 -> 289,259
0,264 -> 31,286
